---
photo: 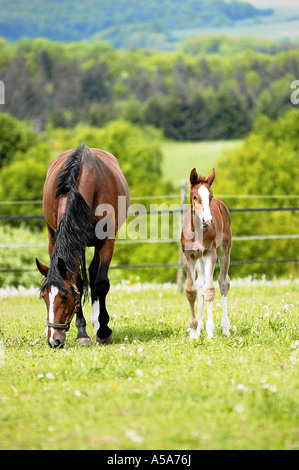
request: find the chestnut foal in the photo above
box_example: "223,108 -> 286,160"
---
181,168 -> 232,339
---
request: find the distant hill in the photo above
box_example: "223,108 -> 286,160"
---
0,0 -> 273,48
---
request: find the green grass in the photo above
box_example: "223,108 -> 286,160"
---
0,280 -> 298,450
161,139 -> 243,187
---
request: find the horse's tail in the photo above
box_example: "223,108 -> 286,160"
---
55,144 -> 93,300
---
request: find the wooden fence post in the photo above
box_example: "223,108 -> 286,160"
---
176,179 -> 187,292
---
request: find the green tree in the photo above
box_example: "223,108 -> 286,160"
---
0,112 -> 37,168
214,109 -> 299,278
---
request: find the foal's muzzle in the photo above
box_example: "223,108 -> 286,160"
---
202,216 -> 213,229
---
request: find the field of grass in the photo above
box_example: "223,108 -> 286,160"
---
161,140 -> 243,187
0,279 -> 298,450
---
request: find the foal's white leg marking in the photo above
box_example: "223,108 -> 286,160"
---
197,296 -> 204,334
198,185 -> 212,223
48,286 -> 59,342
91,299 -> 100,335
221,295 -> 230,336
206,301 -> 215,339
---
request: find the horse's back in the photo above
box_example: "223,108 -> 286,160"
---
43,146 -> 130,231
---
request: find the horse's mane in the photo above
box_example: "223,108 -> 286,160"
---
42,144 -> 94,297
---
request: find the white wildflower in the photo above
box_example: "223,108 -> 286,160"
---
125,429 -> 144,443
235,405 -> 244,413
236,384 -> 248,392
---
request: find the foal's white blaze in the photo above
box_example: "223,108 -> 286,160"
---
91,299 -> 100,335
48,286 -> 59,341
198,185 -> 212,223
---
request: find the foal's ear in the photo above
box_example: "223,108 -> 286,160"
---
36,258 -> 49,277
206,168 -> 216,187
57,257 -> 68,279
190,168 -> 199,187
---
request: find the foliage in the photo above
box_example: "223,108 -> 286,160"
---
1,36 -> 299,141
0,224 -> 48,288
0,281 -> 298,449
214,109 -> 299,278
0,112 -> 37,168
0,0 -> 273,47
0,137 -> 52,226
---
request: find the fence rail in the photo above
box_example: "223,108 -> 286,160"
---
1,206 -> 299,221
0,190 -> 299,279
1,258 -> 299,274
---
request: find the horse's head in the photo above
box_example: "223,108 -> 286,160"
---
190,168 -> 215,229
36,257 -> 80,348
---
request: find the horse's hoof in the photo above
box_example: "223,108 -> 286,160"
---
95,333 -> 113,345
76,337 -> 92,346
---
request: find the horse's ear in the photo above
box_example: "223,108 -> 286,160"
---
206,168 -> 216,187
36,258 -> 48,277
190,168 -> 199,187
57,257 -> 68,279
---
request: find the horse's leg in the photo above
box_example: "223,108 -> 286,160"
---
195,259 -> 205,335
75,272 -> 91,346
203,249 -> 217,339
47,223 -> 55,257
217,243 -> 231,336
95,239 -> 114,344
89,248 -> 100,336
183,252 -> 198,339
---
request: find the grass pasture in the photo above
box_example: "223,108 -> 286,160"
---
0,279 -> 298,450
161,139 -> 243,187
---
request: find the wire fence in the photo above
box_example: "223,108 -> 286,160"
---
0,189 -> 299,276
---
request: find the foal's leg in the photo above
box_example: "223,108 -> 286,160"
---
195,259 -> 205,335
183,252 -> 198,339
217,243 -> 231,336
203,250 -> 217,339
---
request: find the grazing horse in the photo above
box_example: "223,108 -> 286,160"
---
36,144 -> 130,348
181,168 -> 232,339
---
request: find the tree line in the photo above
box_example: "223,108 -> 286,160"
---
0,36 -> 298,140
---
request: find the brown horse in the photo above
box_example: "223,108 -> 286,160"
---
181,168 -> 232,339
36,144 -> 130,348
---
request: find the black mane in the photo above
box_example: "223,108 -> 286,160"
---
55,143 -> 85,198
42,144 -> 94,297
